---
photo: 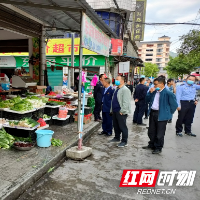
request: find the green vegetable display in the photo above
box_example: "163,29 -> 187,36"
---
43,114 -> 50,119
41,97 -> 49,103
0,128 -> 15,149
10,101 -> 34,112
14,136 -> 32,142
9,118 -> 39,128
87,97 -> 95,114
51,138 -> 63,147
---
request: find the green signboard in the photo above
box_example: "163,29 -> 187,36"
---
14,55 -> 105,68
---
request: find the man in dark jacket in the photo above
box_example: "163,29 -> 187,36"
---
126,81 -> 133,95
143,76 -> 178,154
99,78 -> 115,136
94,74 -> 105,121
133,78 -> 149,126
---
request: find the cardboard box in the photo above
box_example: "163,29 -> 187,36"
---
28,86 -> 37,93
74,114 -> 91,124
28,86 -> 47,94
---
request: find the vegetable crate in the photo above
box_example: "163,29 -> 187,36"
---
44,107 -> 59,117
53,118 -> 69,126
67,109 -> 77,116
82,107 -> 92,115
3,112 -> 33,120
32,108 -> 45,121
69,115 -> 74,123
4,127 -> 37,141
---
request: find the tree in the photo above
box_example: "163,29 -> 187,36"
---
142,62 -> 159,78
178,30 -> 200,55
165,55 -> 198,79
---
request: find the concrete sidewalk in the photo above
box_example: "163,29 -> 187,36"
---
0,119 -> 101,200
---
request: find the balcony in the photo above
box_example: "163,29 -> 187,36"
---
156,53 -> 162,57
147,44 -> 154,47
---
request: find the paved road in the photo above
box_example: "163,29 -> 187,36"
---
19,100 -> 200,200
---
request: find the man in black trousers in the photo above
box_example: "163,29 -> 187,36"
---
94,74 -> 105,122
143,77 -> 178,154
126,81 -> 133,95
133,78 -> 149,126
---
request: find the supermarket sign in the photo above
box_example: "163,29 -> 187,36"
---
0,38 -> 98,56
15,55 -> 105,68
81,13 -> 110,57
0,56 -> 16,68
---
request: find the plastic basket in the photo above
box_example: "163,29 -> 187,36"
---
44,107 -> 59,117
3,112 -> 33,120
4,127 -> 37,141
32,108 -> 45,121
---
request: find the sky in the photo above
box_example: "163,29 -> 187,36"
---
143,0 -> 200,53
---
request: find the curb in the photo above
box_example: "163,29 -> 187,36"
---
2,122 -> 101,200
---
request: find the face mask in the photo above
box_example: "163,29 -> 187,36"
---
187,80 -> 194,85
155,87 -> 160,91
144,81 -> 147,85
115,80 -> 120,86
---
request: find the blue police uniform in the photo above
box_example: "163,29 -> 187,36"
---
94,81 -> 104,120
102,86 -> 115,135
176,83 -> 200,134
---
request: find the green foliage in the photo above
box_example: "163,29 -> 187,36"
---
166,30 -> 200,78
178,30 -> 200,55
166,54 -> 200,79
142,62 -> 159,78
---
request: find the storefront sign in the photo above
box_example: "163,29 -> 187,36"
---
14,55 -> 105,68
119,61 -> 130,73
0,38 -> 98,56
81,13 -> 110,57
110,39 -> 123,56
132,0 -> 147,41
0,56 -> 16,67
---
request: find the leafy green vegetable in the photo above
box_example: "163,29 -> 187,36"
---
51,138 -> 63,147
14,136 -> 32,142
41,97 -> 49,103
87,97 -> 95,113
47,167 -> 55,173
43,114 -> 50,119
0,128 -> 15,149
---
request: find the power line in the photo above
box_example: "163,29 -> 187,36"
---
130,22 -> 200,26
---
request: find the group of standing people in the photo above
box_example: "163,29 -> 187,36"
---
93,74 -> 200,153
94,74 -> 131,147
133,75 -> 200,154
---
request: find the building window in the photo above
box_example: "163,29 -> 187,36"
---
138,49 -> 142,52
96,11 -> 123,39
166,48 -> 169,52
146,49 -> 153,52
156,58 -> 162,62
157,64 -> 161,67
157,49 -> 163,53
145,59 -> 152,61
147,44 -> 154,47
157,44 -> 163,48
138,54 -> 141,57
157,53 -> 162,57
166,53 -> 169,56
146,54 -> 153,56
165,58 -> 168,61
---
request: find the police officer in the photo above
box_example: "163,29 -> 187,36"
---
176,75 -> 200,137
94,74 -> 105,122
133,78 -> 149,126
99,78 -> 115,136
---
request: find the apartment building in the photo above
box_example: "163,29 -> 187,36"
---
137,36 -> 171,75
